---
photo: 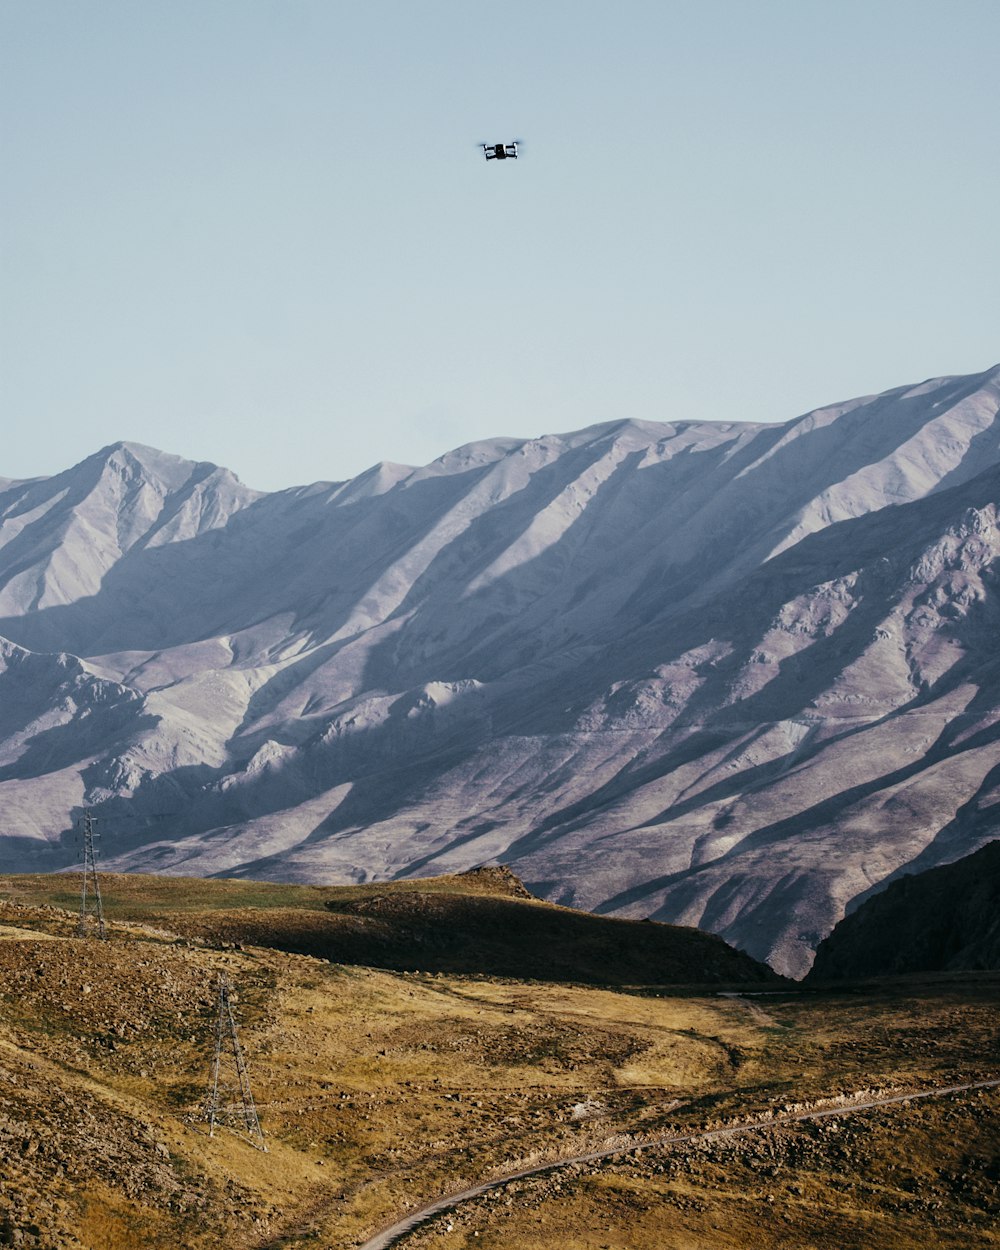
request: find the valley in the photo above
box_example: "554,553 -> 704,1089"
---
1,871 -> 997,1248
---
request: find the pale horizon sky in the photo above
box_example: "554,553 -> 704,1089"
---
2,0 -> 999,492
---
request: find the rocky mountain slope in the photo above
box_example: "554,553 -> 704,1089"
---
810,840 -> 1000,980
2,364 -> 1000,976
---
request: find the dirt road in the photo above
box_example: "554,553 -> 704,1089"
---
355,1076 -> 1000,1250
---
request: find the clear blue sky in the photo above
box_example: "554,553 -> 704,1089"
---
2,0 -> 998,491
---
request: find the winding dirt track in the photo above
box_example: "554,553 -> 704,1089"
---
355,1076 -> 1000,1250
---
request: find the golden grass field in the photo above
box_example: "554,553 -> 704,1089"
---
0,871 -> 997,1250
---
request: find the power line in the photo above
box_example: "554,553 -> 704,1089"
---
203,972 -> 267,1152
72,807 -> 175,939
77,810 -> 106,940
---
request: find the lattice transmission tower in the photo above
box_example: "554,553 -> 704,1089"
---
77,810 -> 106,940
203,972 -> 267,1151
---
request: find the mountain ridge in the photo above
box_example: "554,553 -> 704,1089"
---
2,363 -> 1000,976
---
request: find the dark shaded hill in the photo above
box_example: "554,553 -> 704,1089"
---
315,887 -> 780,986
0,867 -> 781,988
809,841 -> 1000,981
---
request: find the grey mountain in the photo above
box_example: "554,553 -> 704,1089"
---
2,364 -> 999,976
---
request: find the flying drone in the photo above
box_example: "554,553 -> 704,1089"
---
481,141 -> 520,161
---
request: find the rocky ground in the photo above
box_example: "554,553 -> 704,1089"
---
403,1086 -> 1000,1249
1,874 -> 999,1249
0,900 -> 276,1248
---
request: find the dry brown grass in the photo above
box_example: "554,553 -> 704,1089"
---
0,874 -> 998,1249
0,866 -> 530,920
0,869 -> 778,989
407,1087 -> 1000,1249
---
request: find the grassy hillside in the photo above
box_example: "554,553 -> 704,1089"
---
0,866 -> 780,988
0,871 -> 998,1249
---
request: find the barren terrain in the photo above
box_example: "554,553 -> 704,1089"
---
1,872 -> 997,1249
4,365 -> 1000,977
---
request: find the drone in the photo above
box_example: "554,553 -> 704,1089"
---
481,141 -> 520,161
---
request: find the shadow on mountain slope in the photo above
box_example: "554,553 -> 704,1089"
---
808,840 -> 1000,979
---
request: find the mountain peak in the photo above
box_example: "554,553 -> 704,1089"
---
87,441 -> 226,490
2,366 -> 1000,978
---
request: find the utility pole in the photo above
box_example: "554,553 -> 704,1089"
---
77,810 -> 106,940
204,972 -> 266,1151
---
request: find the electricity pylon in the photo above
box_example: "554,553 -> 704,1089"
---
204,972 -> 267,1151
77,810 -> 106,940
74,807 -> 174,939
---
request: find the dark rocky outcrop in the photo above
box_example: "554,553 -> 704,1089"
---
454,864 -> 534,898
808,840 -> 1000,981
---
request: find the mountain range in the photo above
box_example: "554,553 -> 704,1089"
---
2,363 -> 999,976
